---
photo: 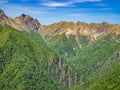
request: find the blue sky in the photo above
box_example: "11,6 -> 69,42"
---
0,0 -> 120,25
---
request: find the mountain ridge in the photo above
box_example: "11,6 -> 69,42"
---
0,9 -> 120,37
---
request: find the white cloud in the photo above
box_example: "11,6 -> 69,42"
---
42,0 -> 101,7
42,2 -> 72,7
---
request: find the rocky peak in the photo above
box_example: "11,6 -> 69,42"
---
20,14 -> 26,17
14,14 -> 40,31
19,14 -> 33,21
0,9 -> 41,31
0,9 -> 9,25
0,9 -> 6,17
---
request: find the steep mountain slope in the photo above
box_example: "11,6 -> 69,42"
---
0,25 -> 78,90
69,33 -> 120,90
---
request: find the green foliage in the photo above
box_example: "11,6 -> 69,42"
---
0,25 -> 64,90
24,31 -> 47,46
87,59 -> 120,90
71,60 -> 120,90
78,35 -> 90,46
69,33 -> 120,90
48,34 -> 79,57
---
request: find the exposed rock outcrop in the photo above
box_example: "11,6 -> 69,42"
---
48,56 -> 78,88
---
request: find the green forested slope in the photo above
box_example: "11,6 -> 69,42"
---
41,26 -> 120,90
68,33 -> 120,90
48,34 -> 79,57
86,59 -> 120,90
71,59 -> 120,90
0,26 -> 65,90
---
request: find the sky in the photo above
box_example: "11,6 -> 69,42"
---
0,0 -> 120,25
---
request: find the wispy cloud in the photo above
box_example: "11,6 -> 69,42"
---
0,3 -> 49,22
42,2 -> 72,7
41,0 -> 101,7
94,3 -> 107,7
0,0 -> 8,5
71,0 -> 101,3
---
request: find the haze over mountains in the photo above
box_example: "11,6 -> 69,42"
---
0,9 -> 120,90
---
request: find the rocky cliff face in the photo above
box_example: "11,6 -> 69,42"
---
47,56 -> 78,88
14,14 -> 40,31
0,9 -> 40,31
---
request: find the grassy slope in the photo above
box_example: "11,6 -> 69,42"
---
0,26 -> 64,90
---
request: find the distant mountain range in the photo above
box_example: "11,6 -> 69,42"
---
0,9 -> 120,90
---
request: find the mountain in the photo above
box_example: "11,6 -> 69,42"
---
0,9 -> 120,90
0,25 -> 78,89
0,9 -> 40,31
40,21 -> 120,39
40,21 -> 120,90
40,21 -> 120,57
